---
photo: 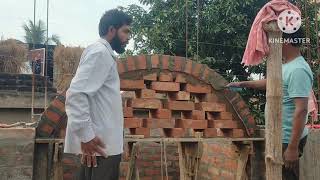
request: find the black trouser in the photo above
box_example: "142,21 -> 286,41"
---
77,154 -> 122,180
282,136 -> 307,180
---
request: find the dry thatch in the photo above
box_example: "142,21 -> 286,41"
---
0,39 -> 28,73
53,45 -> 84,91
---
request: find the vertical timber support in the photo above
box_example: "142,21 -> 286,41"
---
178,142 -> 203,180
263,21 -> 283,180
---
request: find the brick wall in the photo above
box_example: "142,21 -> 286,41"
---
36,55 -> 257,180
199,142 -> 240,180
0,73 -> 56,93
0,128 -> 35,180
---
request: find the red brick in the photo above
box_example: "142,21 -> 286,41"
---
192,110 -> 206,120
143,73 -> 157,81
137,89 -> 156,99
206,112 -> 232,120
150,128 -> 166,137
120,80 -> 145,90
192,63 -> 203,77
164,128 -> 186,138
237,100 -> 247,109
117,61 -> 125,74
220,112 -> 233,120
240,108 -> 250,117
184,60 -> 193,74
121,91 -> 136,99
195,102 -> 226,112
186,84 -> 212,94
201,66 -> 211,81
124,118 -> 143,128
123,107 -> 133,117
130,128 -> 150,137
175,73 -> 187,83
204,93 -> 219,102
44,111 -> 61,123
175,119 -> 207,129
223,160 -> 238,170
212,120 -> 240,129
169,91 -> 190,101
151,55 -> 160,68
144,169 -> 161,176
155,93 -> 167,99
174,56 -> 185,71
231,129 -> 245,138
151,82 -> 180,92
161,55 -> 170,69
40,124 -> 54,135
143,119 -> 175,128
136,55 -> 147,70
126,56 -> 136,71
159,73 -> 173,82
151,109 -> 171,119
129,99 -> 162,109
165,101 -> 195,111
204,128 -> 218,137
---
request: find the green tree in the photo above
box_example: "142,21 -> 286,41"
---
23,20 -> 61,45
122,0 -> 319,124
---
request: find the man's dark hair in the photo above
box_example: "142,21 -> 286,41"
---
282,27 -> 305,47
99,9 -> 132,37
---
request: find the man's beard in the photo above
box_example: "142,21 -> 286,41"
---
110,34 -> 126,54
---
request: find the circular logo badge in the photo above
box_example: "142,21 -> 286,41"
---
277,9 -> 301,34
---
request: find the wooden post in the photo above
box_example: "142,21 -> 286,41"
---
264,21 -> 283,180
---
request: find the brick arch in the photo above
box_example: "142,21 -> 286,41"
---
35,54 -> 257,180
36,54 -> 256,138
117,54 -> 256,137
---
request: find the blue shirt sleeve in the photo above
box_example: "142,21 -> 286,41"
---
288,68 -> 312,98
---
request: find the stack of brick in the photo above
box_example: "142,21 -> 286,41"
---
118,55 -> 255,138
121,71 -> 246,138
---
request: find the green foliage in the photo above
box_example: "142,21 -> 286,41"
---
23,19 -> 61,45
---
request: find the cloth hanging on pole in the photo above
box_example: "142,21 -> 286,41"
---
242,0 -> 300,66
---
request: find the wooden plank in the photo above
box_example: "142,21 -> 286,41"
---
264,22 -> 283,180
236,145 -> 251,180
178,143 -> 186,180
124,137 -> 264,143
126,143 -> 138,180
300,130 -> 320,180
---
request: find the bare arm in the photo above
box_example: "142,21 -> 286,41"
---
226,79 -> 266,90
288,97 -> 308,149
284,97 -> 308,169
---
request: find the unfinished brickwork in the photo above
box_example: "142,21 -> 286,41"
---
118,55 -> 255,137
36,55 -> 256,180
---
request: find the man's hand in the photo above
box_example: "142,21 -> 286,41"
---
283,146 -> 299,170
226,82 -> 242,88
81,136 -> 107,167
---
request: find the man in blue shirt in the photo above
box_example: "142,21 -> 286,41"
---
227,28 -> 312,180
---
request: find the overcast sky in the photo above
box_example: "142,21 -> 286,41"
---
0,0 -> 145,48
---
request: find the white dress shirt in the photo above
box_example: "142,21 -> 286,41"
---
64,38 -> 124,156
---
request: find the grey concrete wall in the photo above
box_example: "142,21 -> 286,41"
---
0,109 -> 32,124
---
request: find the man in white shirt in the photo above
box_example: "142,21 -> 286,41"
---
64,9 -> 132,180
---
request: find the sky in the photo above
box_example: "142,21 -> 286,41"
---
0,0 -> 146,48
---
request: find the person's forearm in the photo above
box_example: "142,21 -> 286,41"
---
240,79 -> 266,90
288,108 -> 308,149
